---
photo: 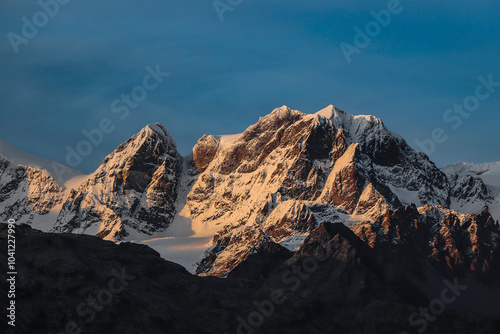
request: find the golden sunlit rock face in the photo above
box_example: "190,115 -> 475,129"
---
352,204 -> 500,279
186,106 -> 489,276
52,123 -> 182,240
1,106 -> 499,279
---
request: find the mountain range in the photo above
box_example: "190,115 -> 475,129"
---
1,105 -> 499,274
1,105 -> 500,333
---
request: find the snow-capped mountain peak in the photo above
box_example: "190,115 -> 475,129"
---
142,123 -> 174,142
311,105 -> 386,145
1,105 -> 498,277
52,123 -> 182,240
313,104 -> 383,126
254,105 -> 304,128
99,122 -> 177,174
442,161 -> 500,222
0,138 -> 83,185
443,161 -> 500,180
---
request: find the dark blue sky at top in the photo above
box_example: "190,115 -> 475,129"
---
0,0 -> 499,173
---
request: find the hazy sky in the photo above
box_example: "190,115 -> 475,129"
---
1,0 -> 499,173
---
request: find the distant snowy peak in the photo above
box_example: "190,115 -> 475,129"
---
267,105 -> 303,119
442,161 -> 500,222
247,105 -> 304,134
0,138 -> 83,185
443,162 -> 500,182
128,122 -> 176,150
442,161 -> 500,193
0,154 -> 64,224
219,104 -> 391,149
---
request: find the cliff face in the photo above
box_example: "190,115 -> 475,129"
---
352,204 -> 500,281
189,105 -> 453,276
52,123 -> 182,240
0,105 -> 498,278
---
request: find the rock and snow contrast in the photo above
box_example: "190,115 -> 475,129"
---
53,123 -> 182,240
442,161 -> 500,223
0,139 -> 85,232
0,138 -> 83,185
0,105 -> 498,277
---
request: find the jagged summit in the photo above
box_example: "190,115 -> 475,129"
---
310,105 -> 393,148
53,122 -> 182,240
1,104 -> 499,277
141,123 -> 175,142
249,105 -> 304,134
314,104 -> 383,123
188,105 -> 452,275
99,122 -> 178,173
206,104 -> 388,154
269,105 -> 302,118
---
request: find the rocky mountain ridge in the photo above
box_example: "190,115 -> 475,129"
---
0,105 -> 498,278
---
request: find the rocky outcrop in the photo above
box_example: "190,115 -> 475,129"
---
351,204 -> 500,282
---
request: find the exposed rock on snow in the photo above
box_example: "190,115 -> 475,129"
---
53,123 -> 182,240
1,106 -> 498,277
0,155 -> 64,222
190,105 -> 454,275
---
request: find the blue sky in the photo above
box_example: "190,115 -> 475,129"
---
0,0 -> 499,173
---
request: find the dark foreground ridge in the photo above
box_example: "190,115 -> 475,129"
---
1,223 -> 499,334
